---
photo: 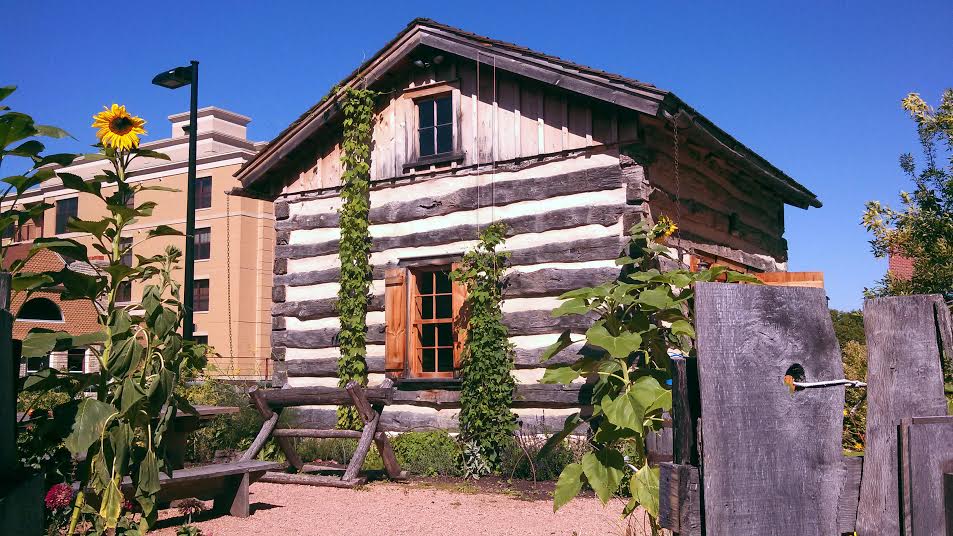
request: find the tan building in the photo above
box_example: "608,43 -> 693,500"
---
4,107 -> 274,379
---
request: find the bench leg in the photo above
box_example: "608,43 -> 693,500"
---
213,473 -> 250,518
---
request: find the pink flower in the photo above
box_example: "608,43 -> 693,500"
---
45,483 -> 73,510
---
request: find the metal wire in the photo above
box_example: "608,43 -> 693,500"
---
792,379 -> 867,389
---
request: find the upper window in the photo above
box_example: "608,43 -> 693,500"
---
417,95 -> 453,158
17,298 -> 63,322
55,198 -> 78,235
25,353 -> 49,374
116,280 -> 132,304
195,227 -> 211,260
196,177 -> 212,209
67,348 -> 86,373
194,279 -> 210,312
120,236 -> 133,267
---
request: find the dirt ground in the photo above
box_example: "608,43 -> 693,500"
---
152,477 -> 649,535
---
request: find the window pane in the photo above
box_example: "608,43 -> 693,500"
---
421,323 -> 435,347
437,348 -> 454,372
196,177 -> 212,209
120,237 -> 133,267
420,296 -> 433,320
195,228 -> 210,260
418,100 -> 435,128
435,295 -> 452,319
437,323 -> 452,347
436,125 -> 452,154
419,127 -> 435,157
194,280 -> 209,312
116,281 -> 132,303
67,349 -> 85,373
436,97 -> 452,125
56,198 -> 78,234
422,348 -> 436,372
194,335 -> 209,345
417,272 -> 433,294
435,270 -> 451,294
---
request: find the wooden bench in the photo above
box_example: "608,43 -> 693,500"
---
121,460 -> 280,518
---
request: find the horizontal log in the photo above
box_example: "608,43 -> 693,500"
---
274,236 -> 627,288
273,310 -> 594,349
286,356 -> 386,377
276,165 -> 623,232
260,386 -> 393,408
258,472 -> 364,488
275,204 -> 625,260
274,267 -> 616,322
272,429 -> 363,439
514,342 -> 605,367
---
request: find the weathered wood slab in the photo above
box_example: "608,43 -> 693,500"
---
694,282 -> 845,536
900,416 -> 953,536
658,463 -> 702,536
857,295 -> 950,536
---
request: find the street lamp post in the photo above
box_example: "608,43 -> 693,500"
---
152,60 -> 199,341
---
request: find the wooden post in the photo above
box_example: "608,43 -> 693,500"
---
694,282 -> 846,535
346,381 -> 404,479
0,272 -> 15,479
856,295 -> 950,535
898,416 -> 953,535
247,386 -> 303,470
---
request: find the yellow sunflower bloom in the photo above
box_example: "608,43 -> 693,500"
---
92,104 -> 146,151
653,215 -> 678,243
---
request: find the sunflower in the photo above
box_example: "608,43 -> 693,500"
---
92,104 -> 146,151
653,215 -> 678,243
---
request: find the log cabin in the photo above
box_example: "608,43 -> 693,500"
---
234,18 -> 821,432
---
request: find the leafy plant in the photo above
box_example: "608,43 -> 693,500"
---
16,105 -> 210,534
0,85 -> 75,267
863,89 -> 953,305
451,222 -> 517,475
392,431 -> 462,477
539,219 -> 760,530
180,380 -> 264,463
336,87 -> 376,429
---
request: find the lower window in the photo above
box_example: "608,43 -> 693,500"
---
67,348 -> 86,373
411,268 -> 456,377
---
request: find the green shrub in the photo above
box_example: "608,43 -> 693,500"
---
392,431 -> 462,477
293,437 -> 383,470
842,340 -> 868,452
500,432 -> 589,481
180,380 -> 264,463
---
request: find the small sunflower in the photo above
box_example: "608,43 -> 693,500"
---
92,104 -> 146,151
653,215 -> 678,243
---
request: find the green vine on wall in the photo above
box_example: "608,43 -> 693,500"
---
336,87 -> 376,429
451,222 -> 517,476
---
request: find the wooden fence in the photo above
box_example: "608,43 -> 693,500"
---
659,284 -> 953,536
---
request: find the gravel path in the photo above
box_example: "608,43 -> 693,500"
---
153,481 -> 645,535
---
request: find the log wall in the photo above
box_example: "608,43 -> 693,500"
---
268,56 -> 792,431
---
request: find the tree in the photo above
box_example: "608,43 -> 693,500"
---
863,90 -> 953,302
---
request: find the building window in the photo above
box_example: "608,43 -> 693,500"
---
116,280 -> 132,304
193,279 -> 209,312
417,95 -> 453,158
25,354 -> 49,374
194,335 -> 209,345
120,236 -> 133,267
123,191 -> 134,209
55,198 -> 78,234
195,227 -> 211,260
17,298 -> 63,322
196,177 -> 212,209
67,348 -> 86,373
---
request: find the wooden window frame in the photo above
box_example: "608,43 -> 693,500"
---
404,83 -> 464,171
385,262 -> 466,380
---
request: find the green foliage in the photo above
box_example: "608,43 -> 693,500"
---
541,219 -> 760,524
499,431 -> 589,482
830,309 -> 866,348
180,380 -> 264,463
392,431 -> 462,477
842,340 -> 868,452
451,222 -> 517,475
16,134 -> 210,534
336,87 -> 376,429
863,89 -> 953,304
0,86 -> 76,271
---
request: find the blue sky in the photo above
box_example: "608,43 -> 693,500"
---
2,0 -> 949,310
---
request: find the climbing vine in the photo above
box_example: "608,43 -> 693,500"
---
542,218 -> 759,532
336,87 -> 376,429
451,222 -> 517,476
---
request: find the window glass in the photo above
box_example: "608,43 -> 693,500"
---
412,268 -> 455,376
116,280 -> 132,303
120,237 -> 133,267
55,198 -> 78,234
194,335 -> 209,345
17,298 -> 62,321
67,348 -> 85,373
194,279 -> 210,312
417,95 -> 453,157
196,177 -> 212,209
25,354 -> 49,373
195,228 -> 211,260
